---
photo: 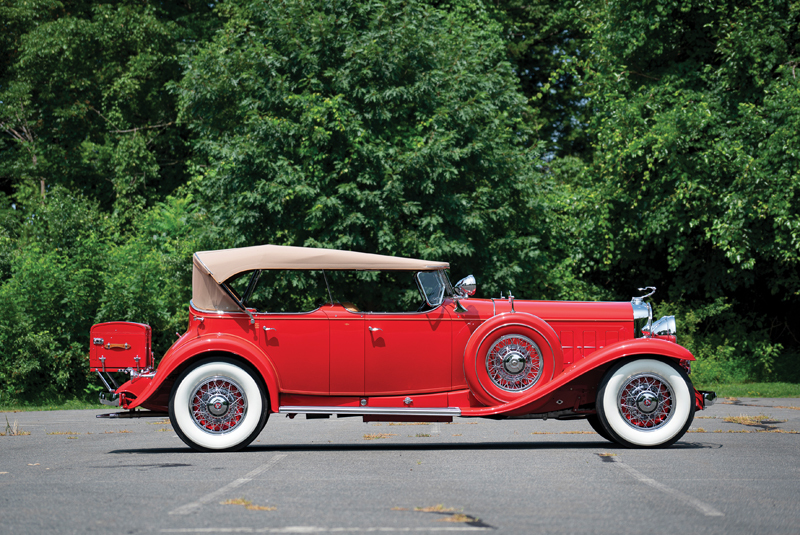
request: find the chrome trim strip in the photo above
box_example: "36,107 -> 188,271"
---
190,300 -> 247,315
278,406 -> 462,416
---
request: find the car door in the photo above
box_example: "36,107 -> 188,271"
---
364,304 -> 452,395
255,309 -> 330,394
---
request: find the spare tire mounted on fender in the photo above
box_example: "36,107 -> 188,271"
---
463,313 -> 561,406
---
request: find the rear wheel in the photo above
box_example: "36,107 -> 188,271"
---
169,358 -> 268,452
597,358 -> 694,448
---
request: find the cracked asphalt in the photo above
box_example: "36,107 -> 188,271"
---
1,397 -> 798,534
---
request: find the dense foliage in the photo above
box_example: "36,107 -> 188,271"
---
0,0 -> 797,402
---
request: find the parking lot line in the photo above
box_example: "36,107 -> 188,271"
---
608,456 -> 724,517
169,454 -> 287,516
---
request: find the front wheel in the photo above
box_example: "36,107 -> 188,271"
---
596,359 -> 694,448
169,358 -> 268,452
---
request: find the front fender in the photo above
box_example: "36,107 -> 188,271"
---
461,337 -> 694,417
123,333 -> 281,412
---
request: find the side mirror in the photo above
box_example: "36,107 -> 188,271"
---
454,275 -> 476,297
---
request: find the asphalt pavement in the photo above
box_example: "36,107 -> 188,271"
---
1,397 -> 799,534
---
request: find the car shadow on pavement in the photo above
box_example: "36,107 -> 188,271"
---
108,440 -> 721,455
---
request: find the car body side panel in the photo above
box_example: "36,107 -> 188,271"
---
364,305 -> 452,395
254,309 -> 330,394
461,337 -> 695,417
324,306 -> 365,395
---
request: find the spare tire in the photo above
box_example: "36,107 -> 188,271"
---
463,313 -> 561,406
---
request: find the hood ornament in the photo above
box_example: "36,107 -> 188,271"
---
632,286 -> 656,304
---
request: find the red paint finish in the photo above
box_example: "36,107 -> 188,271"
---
280,394 -> 362,407
323,305 -> 364,395
448,299 -> 493,389
90,322 -> 152,372
462,312 -> 564,406
97,295 -> 710,423
120,325 -> 283,413
255,310 -> 330,394
461,338 -> 695,417
364,306 -> 452,395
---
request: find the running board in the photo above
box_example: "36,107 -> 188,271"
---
278,406 -> 462,417
97,410 -> 169,419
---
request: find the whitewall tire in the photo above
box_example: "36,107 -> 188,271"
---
597,359 -> 694,448
169,359 -> 268,452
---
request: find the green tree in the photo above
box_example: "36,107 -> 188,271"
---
0,0 -> 218,210
174,0 -> 552,297
561,0 -> 800,380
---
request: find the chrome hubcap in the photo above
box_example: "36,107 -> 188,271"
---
486,334 -> 543,392
636,392 -> 659,414
503,352 -> 527,374
618,373 -> 674,430
207,395 -> 230,417
190,376 -> 247,434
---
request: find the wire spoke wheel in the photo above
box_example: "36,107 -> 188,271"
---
597,359 -> 694,448
485,334 -> 543,392
169,359 -> 268,452
190,376 -> 247,434
617,373 -> 674,430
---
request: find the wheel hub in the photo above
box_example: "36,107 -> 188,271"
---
207,395 -> 230,417
503,352 -> 527,374
635,391 -> 659,414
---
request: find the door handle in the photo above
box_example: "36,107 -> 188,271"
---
263,327 -> 276,332
368,326 -> 382,332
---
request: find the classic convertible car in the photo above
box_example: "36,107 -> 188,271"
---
90,244 -> 715,451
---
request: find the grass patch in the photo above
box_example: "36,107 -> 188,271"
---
437,514 -> 477,523
46,431 -> 80,435
363,433 -> 397,440
722,414 -> 786,426
414,505 -> 454,513
694,382 -> 800,398
2,416 -> 30,436
388,422 -> 431,426
220,498 -> 276,511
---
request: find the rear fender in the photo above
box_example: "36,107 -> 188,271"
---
462,337 -> 695,417
122,334 -> 280,411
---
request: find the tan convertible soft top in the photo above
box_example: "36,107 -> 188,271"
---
192,244 -> 449,312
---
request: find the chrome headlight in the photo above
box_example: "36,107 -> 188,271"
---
644,315 -> 677,342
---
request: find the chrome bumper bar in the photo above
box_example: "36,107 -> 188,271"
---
700,390 -> 716,408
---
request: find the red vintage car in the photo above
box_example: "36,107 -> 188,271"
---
90,244 -> 715,451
